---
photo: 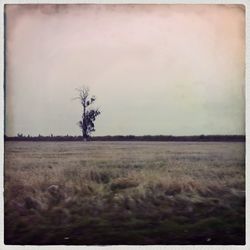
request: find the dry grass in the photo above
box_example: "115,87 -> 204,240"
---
4,141 -> 245,245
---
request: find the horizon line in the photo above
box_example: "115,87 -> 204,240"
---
5,134 -> 246,137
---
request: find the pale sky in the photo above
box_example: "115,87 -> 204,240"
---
5,4 -> 245,136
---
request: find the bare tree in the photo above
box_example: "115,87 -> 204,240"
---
75,87 -> 101,141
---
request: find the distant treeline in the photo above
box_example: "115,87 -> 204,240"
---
4,134 -> 245,142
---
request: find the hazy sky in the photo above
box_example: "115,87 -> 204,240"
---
5,4 -> 245,136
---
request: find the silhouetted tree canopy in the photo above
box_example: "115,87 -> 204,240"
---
75,87 -> 101,141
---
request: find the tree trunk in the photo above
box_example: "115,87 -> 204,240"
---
82,130 -> 87,141
82,102 -> 88,141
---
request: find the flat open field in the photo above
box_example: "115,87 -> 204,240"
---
4,141 -> 245,245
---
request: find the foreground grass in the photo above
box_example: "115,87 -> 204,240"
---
4,141 -> 245,245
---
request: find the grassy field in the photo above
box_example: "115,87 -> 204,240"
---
4,141 -> 245,245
